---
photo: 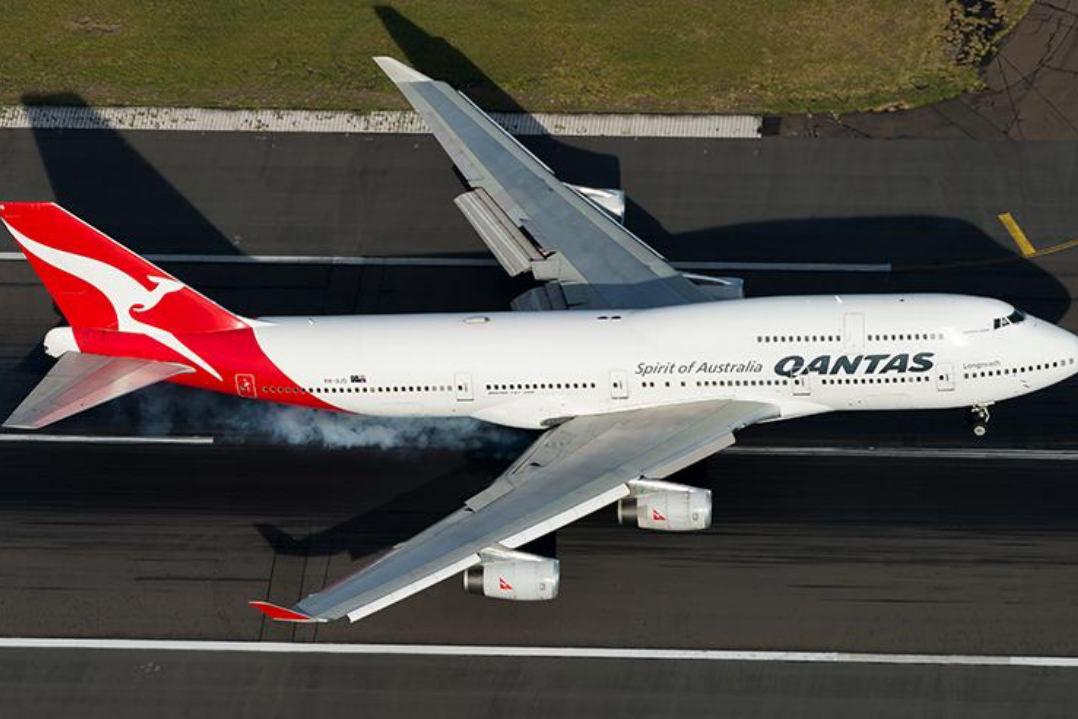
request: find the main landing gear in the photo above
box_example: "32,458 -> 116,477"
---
968,405 -> 991,437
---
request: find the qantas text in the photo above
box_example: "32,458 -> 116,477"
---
774,352 -> 935,377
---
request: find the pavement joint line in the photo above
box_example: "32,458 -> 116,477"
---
0,638 -> 1076,666
0,435 -> 1073,460
0,106 -> 763,138
0,252 -> 892,273
998,212 -> 1037,257
727,446 -> 1078,460
0,433 -> 213,445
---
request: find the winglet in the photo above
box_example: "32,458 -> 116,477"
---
248,600 -> 323,623
372,56 -> 430,84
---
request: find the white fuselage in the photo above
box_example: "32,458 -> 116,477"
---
252,294 -> 1078,429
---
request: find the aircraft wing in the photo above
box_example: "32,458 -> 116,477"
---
373,56 -> 715,311
251,399 -> 777,623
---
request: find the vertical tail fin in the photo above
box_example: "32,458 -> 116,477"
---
0,202 -> 245,334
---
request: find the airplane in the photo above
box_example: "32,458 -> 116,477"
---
2,57 -> 1077,625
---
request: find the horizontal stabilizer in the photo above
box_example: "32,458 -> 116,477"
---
248,600 -> 323,623
3,352 -> 192,430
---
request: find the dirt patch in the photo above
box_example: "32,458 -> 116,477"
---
67,16 -> 122,35
946,0 -> 1026,66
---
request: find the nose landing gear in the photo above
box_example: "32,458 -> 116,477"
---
968,405 -> 991,437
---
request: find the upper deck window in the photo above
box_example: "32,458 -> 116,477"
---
993,308 -> 1027,330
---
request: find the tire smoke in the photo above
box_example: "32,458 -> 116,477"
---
120,385 -> 530,453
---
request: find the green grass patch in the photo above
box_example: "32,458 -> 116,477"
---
0,1 -> 1032,114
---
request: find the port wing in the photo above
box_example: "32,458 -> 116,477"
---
252,400 -> 777,623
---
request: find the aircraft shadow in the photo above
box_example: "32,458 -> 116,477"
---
20,93 -> 243,257
253,453 -> 557,562
373,4 -> 621,188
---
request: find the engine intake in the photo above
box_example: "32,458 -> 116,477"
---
463,549 -> 559,601
617,479 -> 712,531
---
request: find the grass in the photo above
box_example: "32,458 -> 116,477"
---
0,1 -> 1033,114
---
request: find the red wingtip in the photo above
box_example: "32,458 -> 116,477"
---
249,600 -> 320,623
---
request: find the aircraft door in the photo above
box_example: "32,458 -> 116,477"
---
454,372 -> 474,401
610,370 -> 629,400
935,363 -> 955,392
792,374 -> 811,396
843,312 -> 865,353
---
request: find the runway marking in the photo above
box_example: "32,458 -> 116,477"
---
898,215 -> 1078,272
0,433 -> 213,445
998,212 -> 1037,257
674,260 -> 891,273
0,434 -> 1070,459
0,252 -> 891,273
0,638 -> 1075,667
728,446 -> 1078,461
1025,237 -> 1078,259
0,105 -> 762,138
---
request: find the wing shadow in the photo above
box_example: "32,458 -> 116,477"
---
253,451 -> 557,563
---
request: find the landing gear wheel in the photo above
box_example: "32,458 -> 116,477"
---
967,405 -> 991,438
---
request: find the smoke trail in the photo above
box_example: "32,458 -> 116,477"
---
124,385 -> 530,454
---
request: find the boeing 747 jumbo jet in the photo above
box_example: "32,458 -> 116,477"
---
3,58 -> 1077,625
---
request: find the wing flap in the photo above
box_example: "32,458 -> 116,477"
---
3,352 -> 193,430
453,189 -> 543,276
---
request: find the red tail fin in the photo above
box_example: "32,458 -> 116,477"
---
0,202 -> 245,334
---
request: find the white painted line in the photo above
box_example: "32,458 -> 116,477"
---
0,252 -> 892,273
728,446 -> 1078,461
0,638 -> 1075,667
0,435 -> 1062,458
0,106 -> 762,138
0,433 -> 213,445
679,261 -> 892,273
146,254 -> 497,268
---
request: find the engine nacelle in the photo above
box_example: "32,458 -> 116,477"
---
564,184 -> 626,223
463,549 -> 559,601
617,480 -> 712,531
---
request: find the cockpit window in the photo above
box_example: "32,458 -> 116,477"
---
993,309 -> 1027,329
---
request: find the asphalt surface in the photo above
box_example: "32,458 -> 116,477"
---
2,92 -> 1078,714
3,649 -> 1076,719
2,442 -> 1077,656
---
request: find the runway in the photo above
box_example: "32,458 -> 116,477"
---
1,120 -> 1078,715
5,645 -> 1075,718
1,441 -> 1077,655
1,440 -> 1078,715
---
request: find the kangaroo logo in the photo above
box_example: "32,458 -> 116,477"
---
7,225 -> 223,380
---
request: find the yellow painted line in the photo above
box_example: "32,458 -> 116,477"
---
1027,237 -> 1078,258
998,212 -> 1037,257
897,236 -> 1078,272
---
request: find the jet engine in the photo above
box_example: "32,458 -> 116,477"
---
617,479 -> 712,531
463,549 -> 559,601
